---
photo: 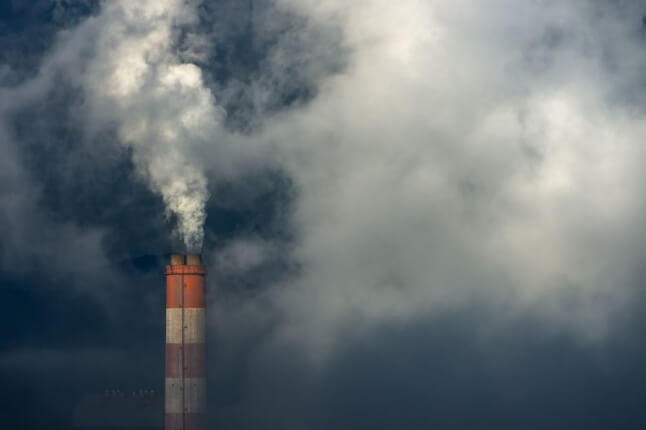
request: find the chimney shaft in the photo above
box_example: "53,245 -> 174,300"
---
165,254 -> 206,430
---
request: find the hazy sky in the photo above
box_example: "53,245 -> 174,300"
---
2,1 -> 646,429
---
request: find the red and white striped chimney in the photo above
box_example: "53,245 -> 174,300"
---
165,254 -> 206,430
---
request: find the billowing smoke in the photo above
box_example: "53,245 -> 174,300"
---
4,2 -> 646,428
82,0 -> 224,251
211,0 -> 646,354
3,0 -> 646,356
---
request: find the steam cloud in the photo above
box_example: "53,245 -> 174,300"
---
3,0 -> 646,354
84,0 -> 224,251
4,2 -> 646,428
215,0 -> 646,352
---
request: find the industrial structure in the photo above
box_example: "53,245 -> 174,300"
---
165,254 -> 206,430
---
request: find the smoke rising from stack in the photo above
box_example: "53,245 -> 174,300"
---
4,2 -> 646,429
3,0 -> 646,358
84,0 -> 223,252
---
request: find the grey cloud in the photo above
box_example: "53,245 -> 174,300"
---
2,1 -> 646,428
225,0 -> 646,354
3,0 -> 646,365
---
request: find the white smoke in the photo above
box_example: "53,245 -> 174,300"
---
80,0 -> 224,251
208,0 -> 646,353
5,0 -> 646,355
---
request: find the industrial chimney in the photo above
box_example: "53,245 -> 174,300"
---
165,254 -> 206,430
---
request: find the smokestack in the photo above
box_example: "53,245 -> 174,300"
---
165,253 -> 206,430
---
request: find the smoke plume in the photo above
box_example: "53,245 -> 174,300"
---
4,0 -> 646,355
210,0 -> 646,354
5,2 -> 646,428
83,0 -> 224,251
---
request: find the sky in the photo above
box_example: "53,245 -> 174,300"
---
2,0 -> 646,429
